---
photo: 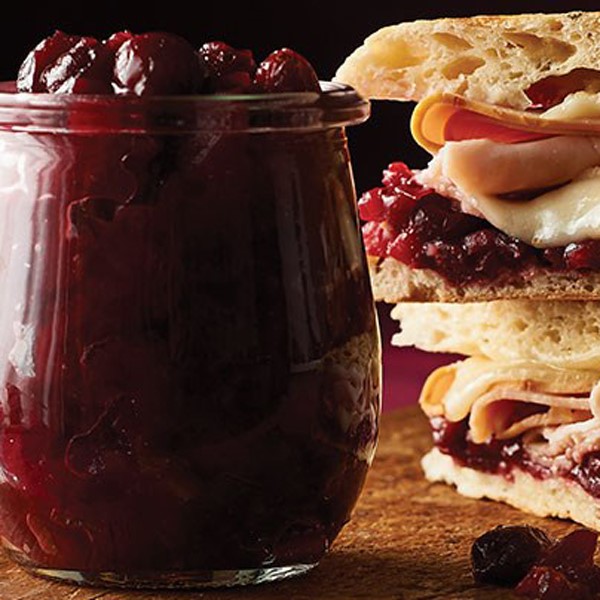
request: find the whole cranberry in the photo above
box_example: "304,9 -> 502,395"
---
113,32 -> 206,96
103,30 -> 134,53
564,240 -> 600,270
17,30 -> 111,93
253,48 -> 320,93
471,525 -> 554,587
40,36 -> 113,94
361,221 -> 394,257
198,41 -> 257,93
382,162 -> 432,199
358,187 -> 386,222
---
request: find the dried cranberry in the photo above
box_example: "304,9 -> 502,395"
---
471,525 -> 554,586
198,41 -> 257,93
253,48 -> 320,93
515,565 -> 591,599
541,529 -> 598,571
113,32 -> 206,96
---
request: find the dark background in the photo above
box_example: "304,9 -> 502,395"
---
2,2 -> 598,409
3,1 -> 599,191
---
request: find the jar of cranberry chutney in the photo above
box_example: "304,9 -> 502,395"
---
0,36 -> 380,589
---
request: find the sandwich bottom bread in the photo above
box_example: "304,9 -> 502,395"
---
392,299 -> 600,530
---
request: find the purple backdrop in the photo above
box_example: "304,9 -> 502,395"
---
377,304 -> 459,413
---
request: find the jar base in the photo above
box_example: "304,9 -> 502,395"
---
18,561 -> 319,590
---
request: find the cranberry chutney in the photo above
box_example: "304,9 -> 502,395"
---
0,31 -> 379,588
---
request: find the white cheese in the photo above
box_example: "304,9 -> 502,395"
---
421,138 -> 600,247
474,174 -> 600,247
411,92 -> 600,246
542,91 -> 600,121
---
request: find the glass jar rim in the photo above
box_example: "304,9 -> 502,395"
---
0,81 -> 370,134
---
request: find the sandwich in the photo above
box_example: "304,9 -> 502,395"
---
335,11 -> 600,302
394,299 -> 600,531
335,11 -> 600,531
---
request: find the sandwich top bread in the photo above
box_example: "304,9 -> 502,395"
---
336,12 -> 600,302
335,11 -> 600,109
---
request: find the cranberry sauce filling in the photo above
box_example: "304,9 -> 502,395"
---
359,162 -> 600,285
0,32 -> 378,573
431,416 -> 600,498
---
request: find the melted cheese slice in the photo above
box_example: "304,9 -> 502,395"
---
420,357 -> 600,444
411,93 -> 600,246
543,91 -> 600,121
435,139 -> 600,247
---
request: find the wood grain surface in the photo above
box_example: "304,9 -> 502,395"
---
0,406 -> 585,599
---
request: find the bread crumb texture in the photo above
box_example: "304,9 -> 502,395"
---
336,12 -> 600,108
390,298 -> 600,370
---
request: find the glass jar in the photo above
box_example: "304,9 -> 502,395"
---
0,82 -> 380,588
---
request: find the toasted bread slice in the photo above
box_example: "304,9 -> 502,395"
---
369,256 -> 600,303
335,11 -> 600,109
390,298 -> 600,370
422,448 -> 600,531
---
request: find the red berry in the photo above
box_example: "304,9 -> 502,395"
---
113,32 -> 206,96
198,41 -> 257,93
388,230 -> 424,266
471,525 -> 554,587
17,30 -> 98,92
358,187 -> 386,222
541,528 -> 598,571
253,48 -> 320,93
382,162 -> 432,199
103,30 -> 134,53
515,565 -> 588,599
382,162 -> 412,189
564,240 -> 600,270
40,36 -> 113,94
361,221 -> 394,257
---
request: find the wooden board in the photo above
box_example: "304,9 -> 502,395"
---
0,406 -> 584,599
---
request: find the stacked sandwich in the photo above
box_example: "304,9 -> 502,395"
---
335,11 -> 600,530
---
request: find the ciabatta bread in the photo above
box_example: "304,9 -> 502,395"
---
335,11 -> 600,109
422,448 -> 600,531
391,298 -> 600,370
369,256 -> 600,303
